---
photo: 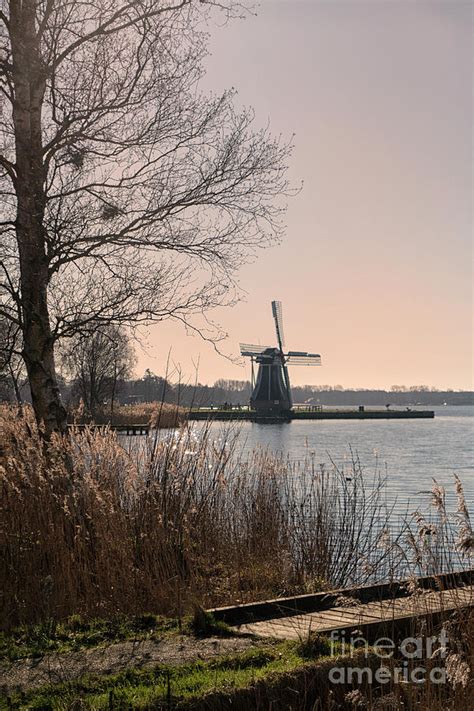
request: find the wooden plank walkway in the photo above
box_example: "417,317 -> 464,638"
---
233,584 -> 474,640
69,423 -> 150,435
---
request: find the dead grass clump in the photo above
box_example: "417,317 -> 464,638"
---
71,401 -> 185,428
401,475 -> 474,578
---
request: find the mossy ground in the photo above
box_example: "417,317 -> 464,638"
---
1,629 -> 335,710
0,614 -> 183,662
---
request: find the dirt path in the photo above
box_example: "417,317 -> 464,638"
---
0,635 -> 257,694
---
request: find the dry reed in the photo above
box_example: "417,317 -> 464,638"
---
69,401 -> 185,428
0,406 -> 471,633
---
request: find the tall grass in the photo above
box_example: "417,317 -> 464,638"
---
0,406 -> 471,631
343,606 -> 474,710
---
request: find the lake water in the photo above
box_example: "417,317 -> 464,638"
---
126,405 -> 473,579
191,406 -> 474,518
128,405 -> 473,520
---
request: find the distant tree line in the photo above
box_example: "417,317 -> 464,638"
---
2,369 -> 472,409
290,386 -> 474,407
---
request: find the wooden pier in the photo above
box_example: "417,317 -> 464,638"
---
209,570 -> 473,641
70,423 -> 150,435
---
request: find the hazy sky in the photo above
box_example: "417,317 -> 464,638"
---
137,0 -> 473,390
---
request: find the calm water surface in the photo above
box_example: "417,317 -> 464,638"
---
191,406 -> 474,516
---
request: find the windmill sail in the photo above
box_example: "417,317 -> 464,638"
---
271,300 -> 285,351
286,352 -> 322,365
271,300 -> 292,407
240,344 -> 272,357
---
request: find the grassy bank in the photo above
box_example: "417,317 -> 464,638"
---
0,614 -> 183,662
2,610 -> 473,710
0,638 -> 336,710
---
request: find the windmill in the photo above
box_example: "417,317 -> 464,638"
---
240,301 -> 322,414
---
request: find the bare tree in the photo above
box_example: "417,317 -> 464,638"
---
0,0 -> 293,436
61,324 -> 134,418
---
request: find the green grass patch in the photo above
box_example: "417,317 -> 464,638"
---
189,608 -> 235,638
0,614 -> 182,662
1,638 -> 335,710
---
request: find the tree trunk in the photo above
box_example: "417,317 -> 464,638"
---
10,1 -> 68,437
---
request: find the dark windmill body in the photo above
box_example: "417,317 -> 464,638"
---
241,301 -> 322,415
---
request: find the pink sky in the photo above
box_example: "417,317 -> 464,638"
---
136,0 -> 473,390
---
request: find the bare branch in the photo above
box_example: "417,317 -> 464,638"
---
0,155 -> 15,182
50,0 -> 192,70
1,0 -> 293,433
